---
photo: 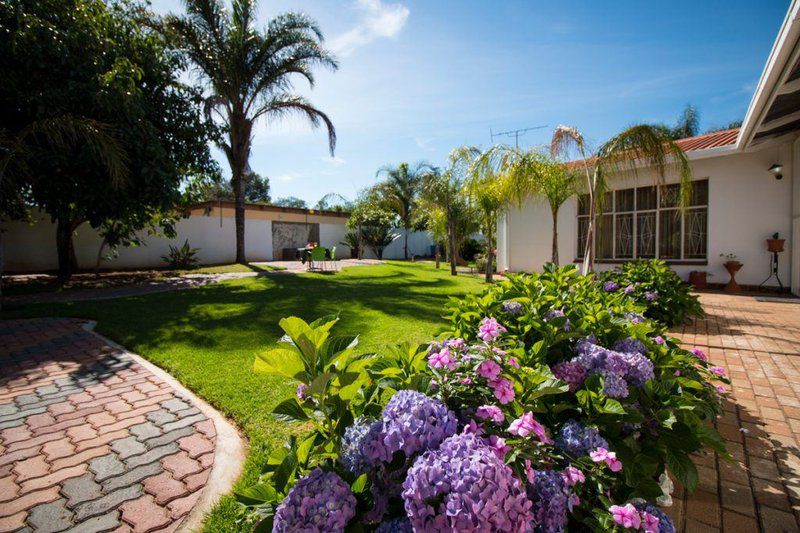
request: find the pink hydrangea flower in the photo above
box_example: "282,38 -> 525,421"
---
590,448 -> 609,462
590,448 -> 622,471
475,405 -> 505,423
492,377 -> 515,404
609,504 -> 641,529
653,336 -> 665,345
477,360 -> 502,380
642,512 -> 660,533
508,412 -> 552,443
674,370 -> 681,377
709,366 -> 726,376
486,434 -> 510,459
690,348 -> 708,361
464,419 -> 484,435
561,466 -> 585,486
428,348 -> 457,370
478,317 -> 507,342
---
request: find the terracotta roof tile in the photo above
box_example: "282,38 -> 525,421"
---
673,128 -> 739,151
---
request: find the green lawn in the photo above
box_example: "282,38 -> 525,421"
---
1,261 -> 485,531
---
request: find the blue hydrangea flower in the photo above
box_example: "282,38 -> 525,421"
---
502,301 -> 524,315
273,468 -> 356,532
602,371 -> 629,398
402,433 -> 533,531
379,390 -> 458,459
555,420 -> 609,457
567,339 -> 655,397
631,499 -> 676,533
527,469 -> 571,532
340,417 -> 383,475
625,312 -> 646,324
603,281 -> 620,292
645,291 -> 659,301
375,517 -> 413,533
613,337 -> 647,354
545,309 -> 571,331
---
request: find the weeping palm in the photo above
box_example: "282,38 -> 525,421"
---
551,124 -> 692,274
165,0 -> 337,263
376,161 -> 431,259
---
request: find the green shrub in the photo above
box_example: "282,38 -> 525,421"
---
460,237 -> 483,262
161,240 -> 200,270
598,260 -> 704,327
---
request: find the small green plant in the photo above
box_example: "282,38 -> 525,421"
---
161,240 -> 200,270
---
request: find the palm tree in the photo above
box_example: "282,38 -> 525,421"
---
165,0 -> 337,263
551,124 -> 692,274
376,161 -> 432,260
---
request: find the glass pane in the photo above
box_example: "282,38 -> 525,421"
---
660,184 -> 681,208
596,214 -> 614,259
637,212 -> 656,258
577,217 -> 589,257
659,210 -> 682,259
636,186 -> 657,210
599,192 -> 614,214
615,213 -> 633,258
684,208 -> 707,259
616,189 -> 634,212
578,195 -> 590,216
689,180 -> 708,206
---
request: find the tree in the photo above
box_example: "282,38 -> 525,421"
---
361,226 -> 399,260
165,0 -> 337,264
346,187 -> 396,259
670,104 -> 700,139
551,124 -> 692,274
704,120 -> 742,134
375,161 -> 432,260
315,193 -> 352,212
0,0 -> 217,279
199,171 -> 271,203
274,196 -> 308,209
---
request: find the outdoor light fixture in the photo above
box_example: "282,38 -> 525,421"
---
769,163 -> 783,180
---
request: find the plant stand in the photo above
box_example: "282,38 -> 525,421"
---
724,261 -> 742,293
759,250 -> 784,289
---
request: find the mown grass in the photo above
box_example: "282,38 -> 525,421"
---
1,261 -> 486,531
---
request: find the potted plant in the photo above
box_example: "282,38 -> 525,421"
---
720,252 -> 742,292
767,232 -> 785,253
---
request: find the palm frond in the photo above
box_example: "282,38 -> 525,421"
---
253,95 -> 336,155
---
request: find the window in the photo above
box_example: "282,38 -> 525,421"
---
577,180 -> 708,262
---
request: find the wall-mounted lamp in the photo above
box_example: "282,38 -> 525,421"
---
768,163 -> 783,180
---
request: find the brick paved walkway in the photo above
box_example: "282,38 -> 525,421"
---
667,293 -> 800,533
0,319 -> 218,532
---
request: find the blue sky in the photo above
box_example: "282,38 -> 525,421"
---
151,0 -> 789,205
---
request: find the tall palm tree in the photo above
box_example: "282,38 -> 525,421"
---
165,0 -> 337,263
551,124 -> 692,274
376,161 -> 432,260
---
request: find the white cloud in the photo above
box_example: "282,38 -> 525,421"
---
323,156 -> 347,166
330,0 -> 410,57
275,174 -> 297,182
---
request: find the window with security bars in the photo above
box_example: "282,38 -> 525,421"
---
576,180 -> 708,262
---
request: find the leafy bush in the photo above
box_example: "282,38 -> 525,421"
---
161,239 -> 200,269
598,260 -> 704,326
474,252 -> 496,273
460,237 -> 483,262
239,265 -> 726,532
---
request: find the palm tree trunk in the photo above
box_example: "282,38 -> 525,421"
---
56,218 -> 79,281
484,247 -> 493,283
551,207 -> 559,266
448,221 -> 457,276
403,221 -> 409,260
233,171 -> 246,263
435,244 -> 440,269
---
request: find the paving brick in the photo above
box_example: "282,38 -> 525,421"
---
142,472 -> 190,506
146,409 -> 177,428
111,436 -> 148,460
193,419 -> 216,439
73,484 -> 143,522
159,399 -> 189,415
42,437 -> 77,462
0,511 -> 27,532
86,412 -> 117,429
686,489 -> 721,528
130,422 -> 161,441
183,468 -> 209,493
143,427 -> 193,450
27,498 -> 74,533
197,453 -> 214,469
161,451 -> 202,481
102,462 -> 162,493
68,511 -> 122,533
759,505 -> 799,532
74,429 -> 128,453
20,464 -> 87,495
720,482 -> 756,517
0,475 -> 21,503
0,445 -> 42,467
753,477 -> 792,511
51,445 -> 110,471
1,424 -> 32,445
160,414 -> 205,434
0,486 -> 60,518
26,412 -> 56,430
88,454 -> 126,482
61,473 -> 103,509
119,494 -> 172,532
166,490 -> 201,520
13,455 -> 50,482
722,510 -> 759,532
126,443 -> 180,470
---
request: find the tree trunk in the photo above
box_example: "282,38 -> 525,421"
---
403,221 -> 409,260
94,236 -> 108,277
448,222 -> 457,276
551,208 -> 559,266
581,170 -> 597,276
435,244 -> 440,269
484,248 -> 493,283
56,218 -> 79,281
232,171 -> 246,263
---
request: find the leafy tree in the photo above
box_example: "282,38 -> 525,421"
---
375,161 -> 432,260
0,0 -> 217,279
551,124 -> 691,274
200,171 -> 271,203
670,104 -> 700,139
165,0 -> 337,264
274,196 -> 308,209
704,120 -> 742,134
315,193 -> 352,212
361,226 -> 399,260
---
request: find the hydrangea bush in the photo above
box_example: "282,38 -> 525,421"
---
598,259 -> 705,327
238,264 -> 727,532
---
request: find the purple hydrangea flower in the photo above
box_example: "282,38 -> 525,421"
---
378,391 -> 458,459
295,382 -> 308,401
526,468 -> 571,532
625,312 -> 646,324
645,291 -> 659,302
402,433 -> 533,531
273,468 -> 356,532
631,499 -> 676,533
340,417 -> 383,475
375,517 -> 413,533
602,371 -> 629,398
624,284 -> 636,294
613,337 -> 647,354
502,301 -> 524,315
569,339 -> 655,396
545,309 -> 571,331
603,281 -> 620,292
552,360 -> 586,391
555,419 -> 609,457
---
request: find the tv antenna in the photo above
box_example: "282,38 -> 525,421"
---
490,125 -> 548,148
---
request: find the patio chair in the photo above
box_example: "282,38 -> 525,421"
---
309,246 -> 327,271
329,246 -> 337,271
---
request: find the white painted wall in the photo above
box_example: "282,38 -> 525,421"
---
498,139 -> 797,291
361,230 -> 435,260
319,223 -> 350,258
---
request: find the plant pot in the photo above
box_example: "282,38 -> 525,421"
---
688,271 -> 707,290
723,261 -> 742,293
767,238 -> 785,253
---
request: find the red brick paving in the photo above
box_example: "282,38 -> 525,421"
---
666,293 -> 800,532
0,318 -> 216,532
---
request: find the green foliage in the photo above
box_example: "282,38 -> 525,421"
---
361,226 -> 400,259
600,260 -> 705,327
375,161 -> 433,259
460,237 -> 483,262
273,196 -> 308,209
199,172 -> 271,204
161,240 -> 200,270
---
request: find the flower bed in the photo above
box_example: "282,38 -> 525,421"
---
239,265 -> 727,532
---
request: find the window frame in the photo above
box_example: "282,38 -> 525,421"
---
575,179 -> 708,265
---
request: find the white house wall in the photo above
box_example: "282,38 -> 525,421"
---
361,230 -> 435,260
499,140 -> 796,290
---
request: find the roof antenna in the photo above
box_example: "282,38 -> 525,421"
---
490,125 -> 548,148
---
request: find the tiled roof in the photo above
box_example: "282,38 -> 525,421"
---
673,128 -> 739,151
